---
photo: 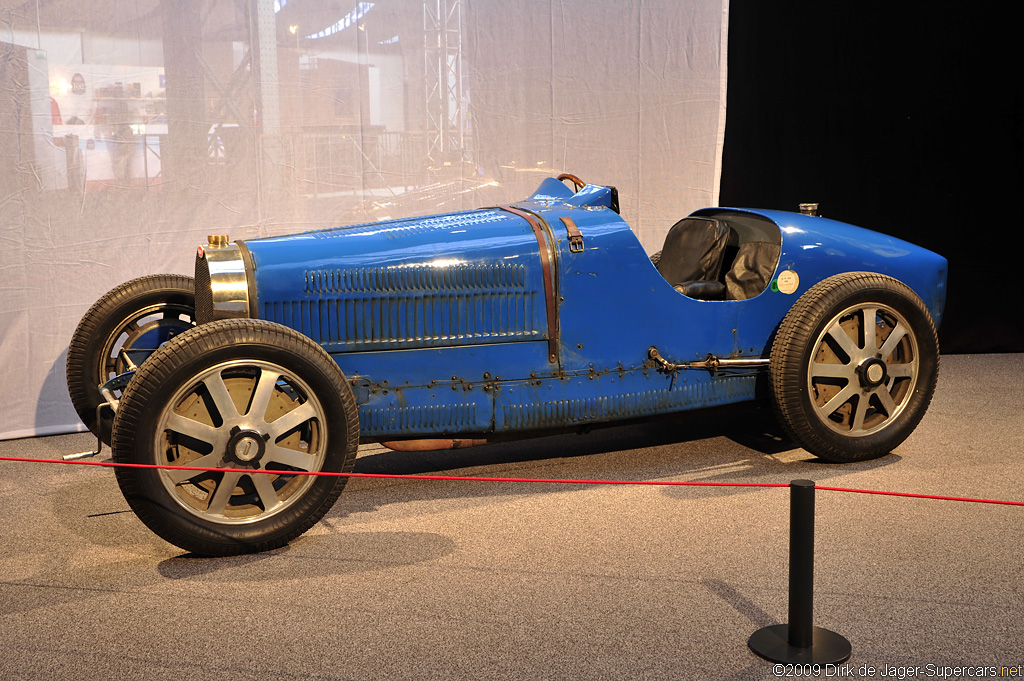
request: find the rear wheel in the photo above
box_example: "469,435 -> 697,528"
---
111,319 -> 359,555
66,275 -> 195,444
770,272 -> 939,462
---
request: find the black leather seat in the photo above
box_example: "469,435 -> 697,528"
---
656,217 -> 730,300
724,242 -> 782,300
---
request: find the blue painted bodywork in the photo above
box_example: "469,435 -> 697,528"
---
238,178 -> 947,440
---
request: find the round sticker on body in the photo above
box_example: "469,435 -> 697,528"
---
776,269 -> 799,294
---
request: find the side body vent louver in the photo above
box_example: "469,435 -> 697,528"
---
264,262 -> 542,352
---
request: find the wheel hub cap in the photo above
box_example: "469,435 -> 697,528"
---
857,357 -> 888,389
234,436 -> 260,462
226,427 -> 267,466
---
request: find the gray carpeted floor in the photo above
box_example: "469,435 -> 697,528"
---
1,354 -> 1022,680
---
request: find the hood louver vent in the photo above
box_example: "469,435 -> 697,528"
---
304,262 -> 526,294
263,262 -> 541,351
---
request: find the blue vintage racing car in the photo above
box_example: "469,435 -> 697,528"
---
67,174 -> 947,555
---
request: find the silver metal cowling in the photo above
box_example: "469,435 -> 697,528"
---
195,241 -> 251,324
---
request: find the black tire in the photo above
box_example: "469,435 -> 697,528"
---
67,275 -> 195,445
650,250 -> 662,267
770,272 -> 939,462
110,319 -> 359,556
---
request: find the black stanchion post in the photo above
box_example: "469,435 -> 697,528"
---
748,479 -> 851,664
789,479 -> 814,649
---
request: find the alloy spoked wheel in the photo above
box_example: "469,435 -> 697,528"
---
100,302 -> 195,378
807,303 -> 919,437
67,275 -> 195,444
771,273 -> 939,462
112,319 -> 359,555
155,360 -> 328,524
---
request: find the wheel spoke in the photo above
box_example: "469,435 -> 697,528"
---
819,384 -> 857,418
265,443 -> 318,471
251,473 -> 283,513
207,471 -> 242,516
874,385 -> 898,417
827,324 -> 861,362
878,322 -> 909,361
247,368 -> 282,423
861,307 -> 878,352
887,362 -> 916,379
204,371 -> 239,422
268,401 -> 319,440
810,361 -> 853,380
851,394 -> 870,432
164,412 -> 222,447
164,452 -> 226,484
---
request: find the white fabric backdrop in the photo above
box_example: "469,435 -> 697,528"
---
0,0 -> 728,439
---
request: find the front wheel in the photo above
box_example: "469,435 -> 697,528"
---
111,319 -> 359,555
770,272 -> 939,462
67,275 -> 195,445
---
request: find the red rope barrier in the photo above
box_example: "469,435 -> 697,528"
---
0,456 -> 788,488
2,455 -> 1022,506
815,485 -> 1024,507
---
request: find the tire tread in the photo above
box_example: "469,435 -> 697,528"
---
112,318 -> 359,556
770,272 -> 939,462
66,275 -> 195,443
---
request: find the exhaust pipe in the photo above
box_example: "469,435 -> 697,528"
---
381,438 -> 488,452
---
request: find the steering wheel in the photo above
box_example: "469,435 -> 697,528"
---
557,173 -> 586,193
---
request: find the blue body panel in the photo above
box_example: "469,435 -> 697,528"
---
247,209 -> 550,354
240,179 -> 948,439
741,209 -> 948,326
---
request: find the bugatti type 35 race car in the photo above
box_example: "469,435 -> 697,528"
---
66,174 -> 947,555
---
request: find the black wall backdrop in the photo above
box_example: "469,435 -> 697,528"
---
720,3 -> 1023,353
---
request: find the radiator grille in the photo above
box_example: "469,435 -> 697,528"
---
194,251 -> 213,324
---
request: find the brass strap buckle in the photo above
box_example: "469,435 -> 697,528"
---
560,216 -> 584,253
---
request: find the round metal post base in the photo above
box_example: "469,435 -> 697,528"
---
748,624 -> 852,664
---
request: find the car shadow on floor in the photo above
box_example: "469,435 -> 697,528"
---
338,403 -> 900,516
